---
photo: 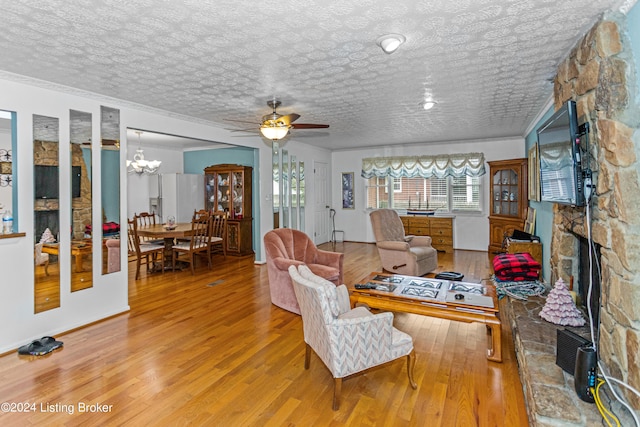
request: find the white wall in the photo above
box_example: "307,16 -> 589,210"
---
0,76 -> 279,353
126,145 -> 185,219
331,137 -> 526,251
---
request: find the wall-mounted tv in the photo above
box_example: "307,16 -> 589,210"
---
537,100 -> 586,207
34,165 -> 81,199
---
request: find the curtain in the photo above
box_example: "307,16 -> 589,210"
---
361,152 -> 486,179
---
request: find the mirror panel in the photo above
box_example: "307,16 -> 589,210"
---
100,106 -> 121,274
299,161 -> 305,232
70,110 -> 93,291
0,110 -> 16,230
291,155 -> 297,230
272,142 -> 280,228
33,115 -> 61,313
282,149 -> 289,228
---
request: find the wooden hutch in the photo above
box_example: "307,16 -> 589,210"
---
488,158 -> 528,253
204,164 -> 253,256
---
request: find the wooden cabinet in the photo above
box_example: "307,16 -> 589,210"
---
204,164 -> 253,256
400,215 -> 454,253
488,159 -> 528,253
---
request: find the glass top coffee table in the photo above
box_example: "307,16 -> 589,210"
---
350,272 -> 502,362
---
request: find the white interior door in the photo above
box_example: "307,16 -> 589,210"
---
313,160 -> 330,244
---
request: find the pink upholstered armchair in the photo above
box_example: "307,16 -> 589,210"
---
264,228 -> 344,314
369,209 -> 438,276
288,264 -> 416,410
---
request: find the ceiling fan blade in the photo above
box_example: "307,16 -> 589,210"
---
291,123 -> 330,129
276,113 -> 300,126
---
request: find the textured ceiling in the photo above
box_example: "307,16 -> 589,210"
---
0,0 -> 636,151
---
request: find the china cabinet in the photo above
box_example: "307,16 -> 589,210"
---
488,159 -> 528,253
204,164 -> 253,256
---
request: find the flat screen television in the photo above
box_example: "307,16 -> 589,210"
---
537,100 -> 585,207
35,165 -> 81,199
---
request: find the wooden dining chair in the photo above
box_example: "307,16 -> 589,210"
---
177,209 -> 210,243
209,212 -> 227,259
171,214 -> 212,275
127,218 -> 165,280
135,212 -> 163,245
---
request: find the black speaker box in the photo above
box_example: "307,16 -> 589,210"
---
556,328 -> 591,374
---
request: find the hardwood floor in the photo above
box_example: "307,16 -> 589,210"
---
0,242 -> 529,426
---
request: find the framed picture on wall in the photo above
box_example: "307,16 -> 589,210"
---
342,172 -> 354,209
524,207 -> 536,235
528,145 -> 540,201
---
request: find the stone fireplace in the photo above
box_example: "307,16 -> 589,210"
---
548,11 -> 639,416
34,141 -> 91,242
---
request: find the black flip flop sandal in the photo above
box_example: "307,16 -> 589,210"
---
39,336 -> 64,351
18,340 -> 48,356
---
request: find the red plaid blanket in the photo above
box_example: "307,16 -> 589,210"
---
493,252 -> 541,281
85,222 -> 120,236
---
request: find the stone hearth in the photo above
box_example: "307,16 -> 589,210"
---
505,296 -> 633,426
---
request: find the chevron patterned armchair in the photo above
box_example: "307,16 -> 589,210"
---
288,264 -> 417,410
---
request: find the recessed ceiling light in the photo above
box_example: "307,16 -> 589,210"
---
376,34 -> 406,54
421,101 -> 437,110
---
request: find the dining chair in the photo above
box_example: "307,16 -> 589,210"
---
135,212 -> 163,245
209,212 -> 227,259
127,218 -> 165,280
171,214 -> 211,275
177,209 -> 210,243
34,243 -> 50,276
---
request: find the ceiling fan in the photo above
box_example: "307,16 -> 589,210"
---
227,100 -> 329,141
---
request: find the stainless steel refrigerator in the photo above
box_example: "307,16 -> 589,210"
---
149,173 -> 204,223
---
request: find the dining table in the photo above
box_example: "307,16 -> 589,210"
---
136,222 -> 194,270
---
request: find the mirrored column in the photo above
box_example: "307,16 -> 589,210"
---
100,106 -> 121,274
70,110 -> 93,291
33,115 -> 61,313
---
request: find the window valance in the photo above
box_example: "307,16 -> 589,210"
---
361,152 -> 486,179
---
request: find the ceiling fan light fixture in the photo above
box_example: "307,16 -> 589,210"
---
260,125 -> 290,141
376,34 -> 406,54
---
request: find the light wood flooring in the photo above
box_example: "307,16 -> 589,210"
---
0,242 -> 529,426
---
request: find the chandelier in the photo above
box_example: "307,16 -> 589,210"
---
126,131 -> 161,175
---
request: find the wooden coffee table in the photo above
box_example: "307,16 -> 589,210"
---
350,272 -> 502,362
43,241 -> 93,272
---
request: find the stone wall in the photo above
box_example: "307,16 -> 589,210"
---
34,141 -> 92,241
550,13 -> 640,411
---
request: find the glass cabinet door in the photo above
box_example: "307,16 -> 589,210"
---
492,168 -> 519,217
232,171 -> 244,219
205,173 -> 215,212
217,172 -> 230,214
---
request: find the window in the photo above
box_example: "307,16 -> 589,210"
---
366,176 -> 482,212
451,175 -> 481,211
366,177 -> 388,209
362,152 -> 485,212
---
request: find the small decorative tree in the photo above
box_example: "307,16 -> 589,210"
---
539,278 -> 585,326
40,227 -> 55,243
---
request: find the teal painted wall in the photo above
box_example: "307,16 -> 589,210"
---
101,150 -> 120,223
183,146 -> 255,174
525,106 -> 555,282
183,146 -> 261,258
